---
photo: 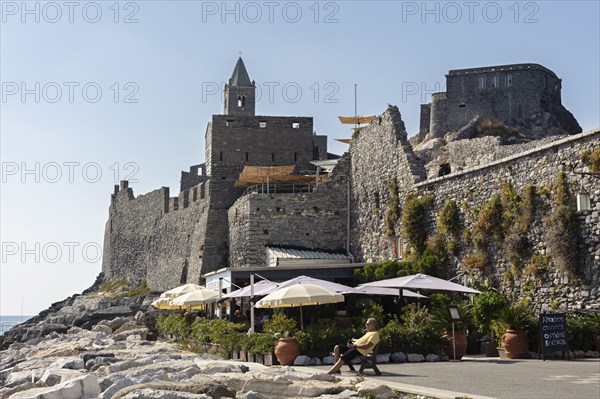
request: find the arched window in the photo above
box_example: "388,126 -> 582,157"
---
237,96 -> 242,107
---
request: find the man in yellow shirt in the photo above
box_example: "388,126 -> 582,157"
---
326,318 -> 380,375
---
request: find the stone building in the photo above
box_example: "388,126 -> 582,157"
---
101,59 -> 599,310
417,63 -> 582,142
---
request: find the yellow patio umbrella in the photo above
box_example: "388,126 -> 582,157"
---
254,283 -> 344,329
151,297 -> 182,310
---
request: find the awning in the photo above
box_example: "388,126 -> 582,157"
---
266,246 -> 352,266
234,165 -> 312,187
338,115 -> 376,125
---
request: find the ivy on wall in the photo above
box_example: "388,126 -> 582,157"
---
385,178 -> 399,237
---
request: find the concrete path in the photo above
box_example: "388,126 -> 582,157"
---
307,354 -> 600,399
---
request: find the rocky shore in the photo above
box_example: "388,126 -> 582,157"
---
0,276 -> 416,399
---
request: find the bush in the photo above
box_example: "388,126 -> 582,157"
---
546,205 -> 578,275
437,200 -> 460,239
295,319 -> 358,352
472,291 -> 508,336
263,312 -> 297,337
461,251 -> 488,270
207,319 -> 246,352
246,333 -> 277,353
402,195 -> 433,256
156,313 -> 193,342
566,313 -> 598,351
354,260 -> 417,284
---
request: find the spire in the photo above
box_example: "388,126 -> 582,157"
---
229,57 -> 252,86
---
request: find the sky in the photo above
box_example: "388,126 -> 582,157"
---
1,0 -> 599,316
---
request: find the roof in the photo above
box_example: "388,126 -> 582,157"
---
338,115 -> 376,125
234,165 -> 312,187
266,246 -> 351,266
229,57 -> 252,86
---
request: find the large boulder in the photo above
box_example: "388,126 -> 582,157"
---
9,374 -> 101,398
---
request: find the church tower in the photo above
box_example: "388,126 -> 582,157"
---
224,57 -> 256,116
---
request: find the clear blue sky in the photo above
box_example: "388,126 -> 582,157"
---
1,1 -> 599,316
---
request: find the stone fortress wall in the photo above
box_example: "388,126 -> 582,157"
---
421,63 -> 581,141
101,59 -> 599,310
350,105 -> 599,310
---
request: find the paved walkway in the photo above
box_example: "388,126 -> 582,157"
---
307,354 -> 600,399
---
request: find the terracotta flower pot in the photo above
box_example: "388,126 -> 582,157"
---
502,329 -> 528,359
443,331 -> 468,360
274,337 -> 300,366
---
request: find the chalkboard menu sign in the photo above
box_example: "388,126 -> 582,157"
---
539,313 -> 569,360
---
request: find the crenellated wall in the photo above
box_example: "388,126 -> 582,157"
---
102,180 -> 211,291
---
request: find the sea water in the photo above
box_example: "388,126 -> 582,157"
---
0,315 -> 32,335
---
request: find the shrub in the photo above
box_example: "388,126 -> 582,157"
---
524,254 -> 550,277
99,279 -> 128,293
437,200 -> 460,239
263,312 -> 297,337
402,195 -> 433,256
546,205 -> 578,275
207,319 -> 245,353
385,179 -> 399,236
295,319 -> 358,352
156,313 -> 193,342
566,313 -> 599,351
472,291 -> 508,337
247,333 -> 277,354
461,251 -> 488,270
471,195 -> 504,250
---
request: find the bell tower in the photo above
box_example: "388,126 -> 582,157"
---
224,57 -> 256,116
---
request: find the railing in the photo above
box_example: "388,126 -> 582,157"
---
243,182 -> 315,196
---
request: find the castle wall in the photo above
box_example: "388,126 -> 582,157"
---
350,112 -> 599,310
102,181 -> 211,291
428,64 -> 578,138
349,106 -> 427,262
228,156 -> 351,268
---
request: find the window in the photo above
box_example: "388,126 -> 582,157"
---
292,122 -> 300,129
219,152 -> 223,161
491,75 -> 499,89
241,96 -> 246,107
294,152 -> 297,162
245,152 -> 249,161
373,192 -> 380,209
506,74 -> 513,87
259,121 -> 267,128
237,96 -> 242,107
458,104 -> 466,108
271,152 -> 275,162
479,76 -> 486,90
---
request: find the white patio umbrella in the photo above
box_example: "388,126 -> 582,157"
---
274,275 -> 355,293
255,283 -> 344,329
223,280 -> 279,299
347,285 -> 428,298
362,273 -> 480,294
170,287 -> 220,306
161,283 -> 204,298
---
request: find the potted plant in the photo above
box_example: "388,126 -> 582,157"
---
249,333 -> 278,366
492,304 -> 533,359
431,304 -> 470,360
472,290 -> 508,357
263,312 -> 299,365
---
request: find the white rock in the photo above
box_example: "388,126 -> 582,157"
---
585,350 -> 599,358
407,353 -> 425,362
10,374 -> 101,399
50,357 -> 85,370
308,357 -> 321,366
293,355 -> 311,366
111,327 -> 148,341
355,380 -> 397,399
98,377 -> 135,399
426,354 -> 441,362
321,355 -> 335,365
120,388 -> 212,398
91,324 -> 112,336
375,353 -> 390,363
40,369 -> 83,386
390,352 -> 407,363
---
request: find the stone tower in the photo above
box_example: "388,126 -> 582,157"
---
224,57 -> 256,116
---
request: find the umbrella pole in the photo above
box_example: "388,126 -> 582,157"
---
250,274 -> 255,334
300,306 -> 304,330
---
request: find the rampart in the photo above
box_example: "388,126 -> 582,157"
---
350,105 -> 599,310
